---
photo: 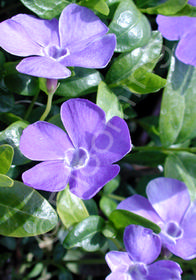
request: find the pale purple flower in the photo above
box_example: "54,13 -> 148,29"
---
105,224 -> 182,280
0,4 -> 116,79
118,177 -> 196,260
19,98 -> 131,199
156,1 -> 196,67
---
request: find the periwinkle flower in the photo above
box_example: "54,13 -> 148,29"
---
19,98 -> 131,199
105,224 -> 182,280
0,4 -> 116,79
118,177 -> 196,260
156,0 -> 196,67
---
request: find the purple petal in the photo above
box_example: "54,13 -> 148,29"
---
156,15 -> 196,40
188,0 -> 196,6
61,99 -> 106,149
106,272 -> 131,280
117,195 -> 162,224
11,14 -> 59,47
69,159 -> 120,199
17,56 -> 71,79
22,160 -> 70,192
148,260 -> 182,280
0,19 -> 42,56
62,34 -> 116,68
124,225 -> 161,264
90,116 -> 131,164
59,4 -> 108,51
176,30 -> 196,67
105,251 -> 131,272
146,178 -> 190,223
20,121 -> 73,161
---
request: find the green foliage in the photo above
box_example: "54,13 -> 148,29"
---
80,0 -> 110,15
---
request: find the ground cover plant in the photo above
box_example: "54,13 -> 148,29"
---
0,0 -> 196,279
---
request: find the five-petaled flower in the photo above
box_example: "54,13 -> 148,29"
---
0,4 -> 116,79
105,224 -> 182,280
19,98 -> 131,199
156,0 -> 196,67
118,177 -> 196,260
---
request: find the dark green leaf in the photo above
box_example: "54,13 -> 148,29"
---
109,0 -> 151,52
96,81 -> 123,121
0,181 -> 58,237
57,186 -> 89,228
109,209 -> 161,233
125,150 -> 167,167
174,4 -> 196,17
63,216 -> 106,252
0,144 -> 14,174
0,93 -> 15,113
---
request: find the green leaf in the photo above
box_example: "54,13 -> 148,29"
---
174,4 -> 196,17
109,209 -> 161,233
0,93 -> 15,113
0,174 -> 14,188
0,51 -> 5,78
100,196 -> 117,217
165,152 -> 196,201
80,0 -> 110,15
20,0 -> 70,19
57,186 -> 89,228
159,51 -> 196,146
63,216 -> 106,252
96,81 -> 123,121
0,144 -> 14,174
103,175 -> 120,194
138,0 -> 187,15
109,0 -> 151,52
0,121 -> 29,165
106,31 -> 163,84
56,68 -> 102,98
0,181 -> 58,237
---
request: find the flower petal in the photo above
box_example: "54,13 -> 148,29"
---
20,121 -> 73,161
59,4 -> 108,50
148,260 -> 182,280
11,14 -> 59,47
146,178 -> 190,223
156,15 -> 196,40
117,195 -> 162,224
176,30 -> 196,67
105,251 -> 131,272
124,225 -> 161,264
61,99 -> 106,149
106,272 -> 132,280
188,0 -> 196,6
62,34 -> 116,68
17,56 -> 71,79
0,19 -> 42,56
90,116 -> 131,164
22,161 -> 70,192
69,159 -> 120,199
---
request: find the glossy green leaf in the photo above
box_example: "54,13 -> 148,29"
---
174,4 -> 196,16
165,152 -> 196,201
80,0 -> 110,15
20,0 -> 70,19
0,93 -> 15,113
63,216 -> 106,252
159,52 -> 196,146
103,175 -> 120,194
109,0 -> 151,52
56,68 -> 102,98
96,81 -> 123,121
0,144 -> 14,174
138,0 -> 187,15
0,181 -> 58,237
100,196 -> 117,217
57,186 -> 89,228
0,121 -> 29,165
109,209 -> 161,233
106,31 -> 163,84
0,174 -> 14,188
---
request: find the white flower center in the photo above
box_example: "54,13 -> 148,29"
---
43,45 -> 70,61
165,221 -> 183,239
64,148 -> 89,170
128,263 -> 148,279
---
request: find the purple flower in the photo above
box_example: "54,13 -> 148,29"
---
105,224 -> 182,280
156,1 -> 196,67
118,177 -> 196,260
19,98 -> 131,199
0,4 -> 116,79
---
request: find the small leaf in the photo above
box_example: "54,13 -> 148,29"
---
0,174 -> 14,188
100,196 -> 117,217
80,0 -> 110,15
109,209 -> 161,233
0,144 -> 14,174
57,186 -> 89,228
63,216 -> 106,252
103,175 -> 120,194
0,181 -> 58,237
96,81 -> 123,121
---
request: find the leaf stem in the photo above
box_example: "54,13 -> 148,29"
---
40,91 -> 55,121
107,193 -> 125,201
24,91 -> 40,121
132,145 -> 196,154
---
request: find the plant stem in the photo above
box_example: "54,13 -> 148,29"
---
107,193 -> 125,201
132,145 -> 196,154
24,91 -> 40,121
40,91 -> 55,121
